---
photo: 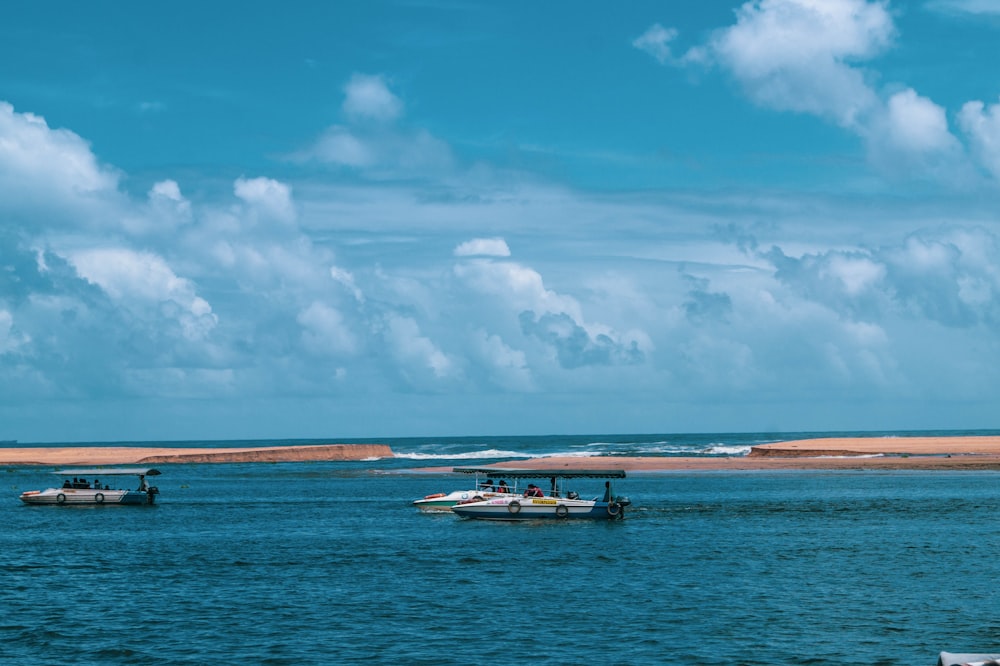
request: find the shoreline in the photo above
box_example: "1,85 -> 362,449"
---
3,436 -> 1000,470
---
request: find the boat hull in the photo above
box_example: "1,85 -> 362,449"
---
412,489 -> 515,512
450,496 -> 626,521
19,488 -> 155,505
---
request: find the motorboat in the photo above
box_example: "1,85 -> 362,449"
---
938,653 -> 1000,666
448,467 -> 631,521
413,471 -> 518,512
19,468 -> 161,505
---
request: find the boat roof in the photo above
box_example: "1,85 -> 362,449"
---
453,466 -> 626,479
54,468 -> 161,477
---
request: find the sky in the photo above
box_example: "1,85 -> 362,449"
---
3,0 -> 1000,442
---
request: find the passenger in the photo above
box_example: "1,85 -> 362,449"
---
93,479 -> 100,490
62,479 -> 71,488
138,474 -> 148,491
524,484 -> 543,498
497,480 -> 510,494
480,478 -> 495,492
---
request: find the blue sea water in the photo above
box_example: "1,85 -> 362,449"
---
3,430 -> 1000,665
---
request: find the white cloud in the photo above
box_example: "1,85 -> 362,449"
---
298,302 -> 357,356
958,98 -> 1000,180
295,76 -> 454,177
454,257 -> 649,369
68,247 -> 218,341
632,23 -> 679,65
881,89 -> 956,154
705,0 -> 893,127
636,0 -> 978,183
382,313 -> 457,383
234,176 -> 296,225
0,102 -> 119,196
330,266 -> 365,303
454,237 -> 511,257
471,329 -> 534,391
343,73 -> 403,123
147,179 -> 193,229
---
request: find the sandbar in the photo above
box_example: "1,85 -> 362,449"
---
5,436 -> 1000,471
0,444 -> 392,466
416,436 -> 1000,473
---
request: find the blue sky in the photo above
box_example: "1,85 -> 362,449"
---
4,0 -> 1000,442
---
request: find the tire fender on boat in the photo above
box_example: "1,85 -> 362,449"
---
555,504 -> 569,518
606,502 -> 621,517
56,493 -> 66,504
508,500 -> 521,514
95,493 -> 104,504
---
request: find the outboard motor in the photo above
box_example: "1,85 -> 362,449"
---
146,486 -> 159,504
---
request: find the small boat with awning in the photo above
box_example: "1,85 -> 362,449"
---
448,467 -> 631,521
19,468 -> 161,505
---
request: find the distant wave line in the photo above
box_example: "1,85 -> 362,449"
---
392,449 -> 602,461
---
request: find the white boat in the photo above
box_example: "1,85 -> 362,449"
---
938,653 -> 1000,666
413,472 -> 518,512
448,467 -> 631,521
19,468 -> 161,506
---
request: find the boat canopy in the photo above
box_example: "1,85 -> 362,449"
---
453,466 -> 625,479
53,468 -> 162,477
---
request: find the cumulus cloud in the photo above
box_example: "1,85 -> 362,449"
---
296,73 -> 454,176
0,102 -> 121,223
761,226 -> 1000,328
381,313 -> 457,384
703,0 -> 893,127
635,0 -> 973,182
519,311 -> 644,369
343,74 -> 403,122
455,256 -> 649,369
471,329 -> 534,391
297,301 -> 357,357
67,247 -> 218,341
234,176 -> 296,225
146,179 -> 193,231
454,237 -> 511,257
958,98 -> 1000,181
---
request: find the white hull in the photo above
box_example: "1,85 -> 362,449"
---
450,495 -> 626,520
413,489 -> 515,512
20,487 -> 154,505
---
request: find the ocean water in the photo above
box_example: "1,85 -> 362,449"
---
3,430 -> 1000,665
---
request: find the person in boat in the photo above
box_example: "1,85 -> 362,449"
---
138,474 -> 148,491
497,479 -> 510,494
93,479 -> 100,490
480,479 -> 495,492
62,479 -> 71,488
524,484 -> 544,498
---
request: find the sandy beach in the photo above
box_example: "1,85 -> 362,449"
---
5,436 -> 1000,470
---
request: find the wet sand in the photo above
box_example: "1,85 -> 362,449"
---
5,436 -> 1000,471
